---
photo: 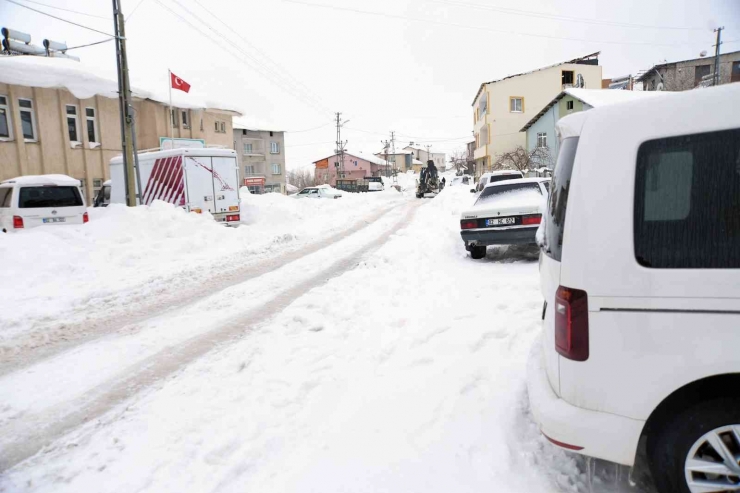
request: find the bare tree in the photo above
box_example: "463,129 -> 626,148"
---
449,149 -> 469,174
286,168 -> 317,189
493,146 -> 554,174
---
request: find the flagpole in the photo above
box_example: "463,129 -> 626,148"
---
168,68 -> 173,145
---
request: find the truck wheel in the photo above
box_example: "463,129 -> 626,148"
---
470,245 -> 487,259
648,397 -> 740,493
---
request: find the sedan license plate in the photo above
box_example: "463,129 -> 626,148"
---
43,217 -> 66,224
486,217 -> 515,226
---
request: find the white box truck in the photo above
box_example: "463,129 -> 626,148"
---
107,148 -> 241,226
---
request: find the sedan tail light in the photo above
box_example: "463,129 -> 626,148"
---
460,219 -> 478,230
522,214 -> 542,225
554,285 -> 589,361
12,216 -> 24,229
83,212 -> 89,224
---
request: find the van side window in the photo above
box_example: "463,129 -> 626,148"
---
0,188 -> 11,207
544,137 -> 579,261
634,128 -> 740,268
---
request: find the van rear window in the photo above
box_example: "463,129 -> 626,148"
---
488,173 -> 522,184
18,186 -> 83,208
634,128 -> 740,268
544,137 -> 579,261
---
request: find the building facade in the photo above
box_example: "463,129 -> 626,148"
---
471,52 -> 602,177
0,58 -> 238,203
233,125 -> 286,194
637,51 -> 740,91
313,152 -> 384,186
402,145 -> 446,170
375,150 -> 414,173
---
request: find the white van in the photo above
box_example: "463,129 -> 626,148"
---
473,170 -> 523,193
0,174 -> 88,232
527,85 -> 739,492
108,148 -> 241,226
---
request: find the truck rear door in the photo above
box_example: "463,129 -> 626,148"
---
211,156 -> 239,214
184,156 -> 216,214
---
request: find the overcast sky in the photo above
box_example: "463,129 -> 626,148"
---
1,0 -> 738,169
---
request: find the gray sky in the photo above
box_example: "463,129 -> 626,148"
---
2,0 -> 738,169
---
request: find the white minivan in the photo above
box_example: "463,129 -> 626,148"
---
0,174 -> 88,232
527,84 -> 739,493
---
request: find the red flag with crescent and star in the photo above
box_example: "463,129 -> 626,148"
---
170,72 -> 191,93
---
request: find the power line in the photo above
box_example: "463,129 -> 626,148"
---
8,0 -> 110,19
286,121 -> 335,133
282,0 -> 704,47
152,0 -> 330,117
190,0 -> 330,116
432,0 -> 711,32
65,38 -> 115,51
126,0 -> 149,21
3,0 -> 116,37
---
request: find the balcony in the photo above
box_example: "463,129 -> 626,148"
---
473,146 -> 488,161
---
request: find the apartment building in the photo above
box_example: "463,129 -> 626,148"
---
402,145 -> 446,170
471,52 -> 602,176
313,151 -> 385,186
0,55 -> 239,203
636,50 -> 740,91
233,122 -> 286,194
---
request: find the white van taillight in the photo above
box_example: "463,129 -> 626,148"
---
226,214 -> 240,222
554,286 -> 589,361
12,216 -> 24,229
522,214 -> 542,225
83,212 -> 89,224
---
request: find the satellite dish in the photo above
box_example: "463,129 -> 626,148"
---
576,74 -> 585,88
657,82 -> 665,91
700,50 -> 708,57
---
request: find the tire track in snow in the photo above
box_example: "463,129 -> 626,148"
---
0,201 -> 422,473
0,203 -> 403,377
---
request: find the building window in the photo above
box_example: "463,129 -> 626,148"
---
0,95 -> 12,140
479,93 -> 488,115
562,70 -> 574,86
694,64 -> 711,86
270,141 -> 280,154
269,131 -> 274,137
243,142 -> 253,154
214,121 -> 226,133
85,107 -> 98,143
509,97 -> 523,113
537,132 -> 547,148
220,122 -> 226,133
566,100 -> 574,111
170,108 -> 179,127
245,165 -> 255,175
181,110 -> 189,129
66,105 -> 79,143
18,98 -> 37,141
731,61 -> 740,83
272,163 -> 281,175
93,178 -> 103,198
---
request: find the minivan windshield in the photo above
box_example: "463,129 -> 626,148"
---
544,137 -> 579,261
18,186 -> 83,208
475,182 -> 542,206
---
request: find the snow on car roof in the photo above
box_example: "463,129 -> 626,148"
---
480,170 -> 523,178
483,177 -> 546,189
556,111 -> 590,140
1,174 -> 81,187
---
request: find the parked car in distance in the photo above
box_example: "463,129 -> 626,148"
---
472,170 -> 524,193
93,179 -> 111,207
366,177 -> 384,192
450,175 -> 471,187
0,174 -> 88,232
528,84 -> 740,493
460,177 -> 548,259
294,185 -> 342,199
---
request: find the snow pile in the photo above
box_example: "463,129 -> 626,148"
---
0,185 -> 616,493
0,191 -> 406,342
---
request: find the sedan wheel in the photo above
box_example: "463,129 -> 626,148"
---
684,425 -> 740,492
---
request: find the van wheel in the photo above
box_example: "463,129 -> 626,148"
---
470,245 -> 487,259
648,398 -> 740,493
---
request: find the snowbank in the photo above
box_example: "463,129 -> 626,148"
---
0,191 -> 406,341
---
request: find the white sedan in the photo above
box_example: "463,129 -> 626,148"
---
460,178 -> 549,259
294,186 -> 343,199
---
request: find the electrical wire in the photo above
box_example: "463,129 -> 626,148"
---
126,0 -> 148,21
189,0 -> 331,116
281,0 -> 704,48
3,0 -> 116,37
431,0 -> 711,32
286,121 -> 335,133
7,0 -> 110,20
65,37 -> 115,51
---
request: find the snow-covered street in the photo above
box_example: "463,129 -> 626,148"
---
1,185 -> 643,492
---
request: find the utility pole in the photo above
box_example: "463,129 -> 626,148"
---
425,144 -> 432,165
390,131 -> 397,184
381,139 -> 390,178
112,0 -> 138,206
334,112 -> 347,186
713,27 -> 724,87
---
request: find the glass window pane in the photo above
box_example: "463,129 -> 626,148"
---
21,111 -> 34,139
544,137 -> 579,261
86,108 -> 95,117
87,119 -> 96,142
66,105 -> 76,115
67,117 -> 78,142
19,99 -> 32,109
18,186 -> 83,208
634,128 -> 740,268
0,108 -> 9,138
0,96 -> 6,105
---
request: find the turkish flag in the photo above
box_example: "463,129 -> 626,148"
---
170,72 -> 191,93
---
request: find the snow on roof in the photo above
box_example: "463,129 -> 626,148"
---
521,88 -> 670,132
313,151 -> 389,166
556,111 -> 590,140
0,56 -> 242,115
375,149 -> 413,155
412,158 -> 423,165
635,50 -> 740,82
1,174 -> 81,186
472,51 -> 601,105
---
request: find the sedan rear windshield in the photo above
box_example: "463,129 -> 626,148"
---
475,182 -> 542,205
18,186 -> 83,208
